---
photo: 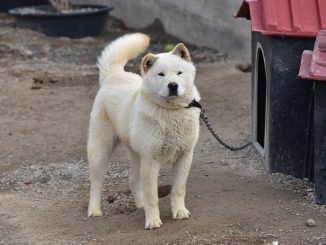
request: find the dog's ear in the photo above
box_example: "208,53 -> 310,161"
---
172,43 -> 192,62
141,53 -> 158,74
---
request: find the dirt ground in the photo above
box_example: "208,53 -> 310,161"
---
0,14 -> 326,245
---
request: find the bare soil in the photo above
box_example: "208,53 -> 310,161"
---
0,14 -> 325,245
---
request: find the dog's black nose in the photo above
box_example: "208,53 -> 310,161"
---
168,82 -> 178,90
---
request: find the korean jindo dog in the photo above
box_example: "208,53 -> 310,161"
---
87,33 -> 201,229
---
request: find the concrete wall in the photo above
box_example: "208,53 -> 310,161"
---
73,0 -> 251,59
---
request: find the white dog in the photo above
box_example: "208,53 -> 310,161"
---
87,33 -> 201,229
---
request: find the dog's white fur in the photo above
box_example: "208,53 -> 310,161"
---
87,33 -> 201,229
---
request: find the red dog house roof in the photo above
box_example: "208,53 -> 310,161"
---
235,0 -> 326,37
299,30 -> 326,81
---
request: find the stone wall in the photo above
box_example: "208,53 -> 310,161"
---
73,0 -> 251,59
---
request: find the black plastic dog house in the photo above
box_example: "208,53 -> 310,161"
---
299,30 -> 326,204
235,0 -> 326,180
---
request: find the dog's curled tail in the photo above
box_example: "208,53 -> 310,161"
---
97,33 -> 150,84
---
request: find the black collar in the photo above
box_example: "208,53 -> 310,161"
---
185,99 -> 202,109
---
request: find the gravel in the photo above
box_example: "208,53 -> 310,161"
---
0,158 -> 129,194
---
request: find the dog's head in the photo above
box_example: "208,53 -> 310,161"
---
140,43 -> 200,109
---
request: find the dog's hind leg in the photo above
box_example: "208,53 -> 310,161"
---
127,149 -> 144,208
87,113 -> 117,217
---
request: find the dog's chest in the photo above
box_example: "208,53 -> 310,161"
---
153,113 -> 198,162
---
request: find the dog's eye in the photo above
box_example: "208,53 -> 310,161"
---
177,71 -> 183,75
158,72 -> 165,77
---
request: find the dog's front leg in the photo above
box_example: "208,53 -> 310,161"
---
141,158 -> 162,229
171,151 -> 193,220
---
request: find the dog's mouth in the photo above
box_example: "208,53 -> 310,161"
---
168,90 -> 178,97
160,94 -> 178,99
160,90 -> 179,99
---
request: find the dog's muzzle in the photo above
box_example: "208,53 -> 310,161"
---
168,82 -> 178,96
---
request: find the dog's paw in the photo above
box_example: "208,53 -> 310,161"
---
145,217 -> 163,230
87,207 -> 103,217
172,207 -> 190,220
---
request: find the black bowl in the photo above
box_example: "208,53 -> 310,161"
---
9,4 -> 114,38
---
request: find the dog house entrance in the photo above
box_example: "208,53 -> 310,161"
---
255,46 -> 267,153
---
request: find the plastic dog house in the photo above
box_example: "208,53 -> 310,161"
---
299,30 -> 326,204
235,0 -> 326,180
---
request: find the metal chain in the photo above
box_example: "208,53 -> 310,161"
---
200,109 -> 251,151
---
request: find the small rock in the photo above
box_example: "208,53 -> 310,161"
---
22,179 -> 32,185
108,195 -> 115,203
31,84 -> 42,89
49,78 -> 59,83
38,174 -> 51,184
60,173 -> 72,181
41,46 -> 51,55
31,77 -> 44,89
236,63 -> 252,72
306,218 -> 316,227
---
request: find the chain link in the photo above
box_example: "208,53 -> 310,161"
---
200,109 -> 251,151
